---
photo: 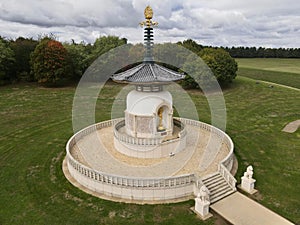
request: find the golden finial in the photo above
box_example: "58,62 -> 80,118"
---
144,5 -> 153,19
139,5 -> 158,28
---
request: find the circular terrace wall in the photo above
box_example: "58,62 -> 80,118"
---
113,119 -> 187,158
64,118 -> 235,203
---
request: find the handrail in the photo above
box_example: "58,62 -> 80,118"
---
67,154 -> 195,188
218,163 -> 237,191
174,118 -> 236,191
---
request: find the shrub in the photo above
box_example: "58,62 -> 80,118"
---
182,48 -> 238,89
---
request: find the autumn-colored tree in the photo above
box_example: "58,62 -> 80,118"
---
31,38 -> 70,85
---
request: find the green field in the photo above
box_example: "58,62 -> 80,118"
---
236,58 -> 300,74
236,58 -> 300,89
0,62 -> 300,224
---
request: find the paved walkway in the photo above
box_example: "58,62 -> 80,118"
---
282,119 -> 300,133
211,192 -> 294,225
257,80 -> 300,92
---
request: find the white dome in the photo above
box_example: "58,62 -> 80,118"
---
126,90 -> 172,115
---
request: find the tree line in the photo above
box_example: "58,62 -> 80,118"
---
0,36 -> 239,88
223,46 -> 300,58
0,35 -> 127,86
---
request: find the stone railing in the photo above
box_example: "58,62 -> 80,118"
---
173,118 -> 187,138
218,163 -> 237,191
176,117 -> 233,148
193,174 -> 204,194
66,119 -> 195,189
177,117 -> 234,168
114,120 -> 162,146
73,118 -> 123,141
67,151 -> 195,188
218,127 -> 236,190
66,117 -> 236,201
114,118 -> 187,147
176,117 -> 236,191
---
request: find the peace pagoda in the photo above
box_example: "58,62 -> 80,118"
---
64,6 -> 236,206
111,6 -> 186,158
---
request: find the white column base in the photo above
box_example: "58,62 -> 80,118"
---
194,198 -> 211,219
241,176 -> 257,194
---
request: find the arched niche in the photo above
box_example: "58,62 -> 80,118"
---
156,105 -> 173,135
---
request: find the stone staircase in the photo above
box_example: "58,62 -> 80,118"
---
202,173 -> 236,204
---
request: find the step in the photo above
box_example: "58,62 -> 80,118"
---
200,172 -> 237,204
201,173 -> 220,182
204,178 -> 225,189
210,183 -> 230,194
202,174 -> 221,183
210,189 -> 235,203
210,187 -> 232,200
210,184 -> 232,195
202,175 -> 223,184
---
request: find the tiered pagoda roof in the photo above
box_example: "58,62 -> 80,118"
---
112,63 -> 185,83
111,6 -> 185,84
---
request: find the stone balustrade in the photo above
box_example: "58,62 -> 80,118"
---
114,120 -> 162,146
66,117 -> 236,202
67,155 -> 195,188
113,118 -> 187,147
178,117 -> 236,192
218,163 -> 237,191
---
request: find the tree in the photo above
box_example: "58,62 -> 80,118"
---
64,41 -> 90,79
154,43 -> 189,69
10,37 -> 38,81
30,38 -> 70,85
177,39 -> 203,54
200,48 -> 238,84
87,36 -> 127,65
182,48 -> 238,89
181,54 -> 214,89
0,37 -> 15,85
128,43 -> 144,62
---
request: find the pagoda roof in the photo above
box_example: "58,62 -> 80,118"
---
111,6 -> 185,84
111,62 -> 185,84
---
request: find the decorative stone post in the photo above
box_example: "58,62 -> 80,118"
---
241,165 -> 257,194
194,185 -> 212,220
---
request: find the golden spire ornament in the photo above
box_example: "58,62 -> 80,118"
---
139,5 -> 158,27
144,5 -> 153,19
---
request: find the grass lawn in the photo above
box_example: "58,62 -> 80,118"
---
0,74 -> 299,224
237,68 -> 300,89
236,58 -> 300,89
236,58 -> 300,74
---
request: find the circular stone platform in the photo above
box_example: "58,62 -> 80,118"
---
64,117 -> 235,203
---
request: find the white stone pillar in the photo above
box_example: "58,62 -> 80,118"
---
241,165 -> 257,194
241,176 -> 256,193
195,197 -> 210,217
193,185 -> 212,220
